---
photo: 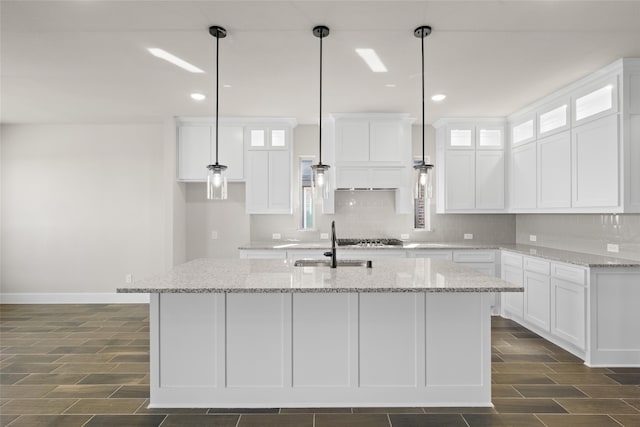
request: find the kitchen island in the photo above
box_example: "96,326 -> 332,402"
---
118,258 -> 523,408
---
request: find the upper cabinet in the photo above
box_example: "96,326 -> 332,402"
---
506,58 -> 640,214
244,121 -> 296,214
176,119 -> 244,182
334,114 -> 410,165
176,117 -> 296,214
435,118 -> 506,213
326,113 -> 414,214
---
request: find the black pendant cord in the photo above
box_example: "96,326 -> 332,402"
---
214,33 -> 220,166
319,32 -> 323,165
420,31 -> 425,164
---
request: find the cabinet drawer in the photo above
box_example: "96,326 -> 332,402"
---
524,257 -> 550,275
502,251 -> 523,268
551,263 -> 586,286
453,250 -> 496,263
459,262 -> 496,276
407,250 -> 453,260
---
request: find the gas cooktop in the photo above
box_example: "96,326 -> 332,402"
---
336,238 -> 404,248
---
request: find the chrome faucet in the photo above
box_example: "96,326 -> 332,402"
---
324,220 -> 337,268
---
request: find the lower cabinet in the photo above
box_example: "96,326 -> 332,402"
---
550,278 -> 585,350
501,264 -> 524,318
501,250 -> 588,358
523,271 -> 551,332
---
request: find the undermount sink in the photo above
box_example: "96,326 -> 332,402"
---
294,259 -> 373,268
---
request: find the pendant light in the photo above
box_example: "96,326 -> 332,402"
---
310,25 -> 331,200
414,26 -> 434,203
206,25 -> 228,200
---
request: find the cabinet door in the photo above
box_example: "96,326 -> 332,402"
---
551,278 -> 585,350
369,121 -> 403,162
511,142 -> 537,209
511,116 -> 536,146
538,100 -> 570,137
268,150 -> 291,212
538,131 -> 571,208
573,77 -> 618,126
572,114 -> 619,208
246,151 -> 269,212
502,265 -> 523,318
446,124 -> 475,149
177,125 -> 211,181
217,126 -> 244,181
476,151 -> 504,209
524,271 -> 550,332
445,150 -> 475,210
477,125 -> 504,150
337,120 -> 369,162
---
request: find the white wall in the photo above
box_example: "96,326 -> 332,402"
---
1,123 -> 170,294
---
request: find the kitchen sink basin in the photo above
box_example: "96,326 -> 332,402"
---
294,259 -> 373,268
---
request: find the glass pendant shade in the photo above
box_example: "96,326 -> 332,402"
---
414,163 -> 433,200
311,163 -> 331,199
207,164 -> 228,200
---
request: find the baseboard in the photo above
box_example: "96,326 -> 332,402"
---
0,293 -> 150,304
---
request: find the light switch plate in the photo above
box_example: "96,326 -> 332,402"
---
320,233 -> 329,240
529,234 -> 537,242
272,233 -> 281,240
211,230 -> 218,240
464,233 -> 473,240
400,234 -> 410,240
607,243 -> 619,253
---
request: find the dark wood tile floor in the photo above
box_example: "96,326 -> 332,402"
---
1,304 -> 639,426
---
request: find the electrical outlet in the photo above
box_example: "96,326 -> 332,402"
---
400,233 -> 410,240
320,233 -> 329,240
607,243 -> 619,253
464,233 -> 473,240
272,233 -> 281,240
529,234 -> 537,242
125,274 -> 133,284
211,230 -> 218,240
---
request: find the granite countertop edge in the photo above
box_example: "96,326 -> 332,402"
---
239,242 -> 640,267
118,287 -> 523,294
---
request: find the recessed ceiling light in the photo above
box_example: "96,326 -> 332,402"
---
431,94 -> 447,102
223,84 -> 232,88
385,83 -> 396,88
355,48 -> 388,72
190,93 -> 206,101
147,48 -> 204,73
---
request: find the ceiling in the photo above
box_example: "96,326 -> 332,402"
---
2,0 -> 640,125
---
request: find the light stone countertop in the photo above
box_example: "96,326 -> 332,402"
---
117,258 -> 524,294
239,242 -> 640,267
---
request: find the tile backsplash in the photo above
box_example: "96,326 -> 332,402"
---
516,214 -> 640,261
250,190 -> 516,243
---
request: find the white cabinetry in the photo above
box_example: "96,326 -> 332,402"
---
435,119 -> 506,213
176,120 -> 244,181
571,114 -> 619,208
245,123 -> 295,214
501,250 -> 590,359
329,113 -> 414,213
507,58 -> 640,213
538,131 -> 571,208
551,277 -> 585,350
335,117 -> 406,164
510,142 -> 537,210
523,270 -> 551,332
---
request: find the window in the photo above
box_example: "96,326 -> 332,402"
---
300,159 -> 314,230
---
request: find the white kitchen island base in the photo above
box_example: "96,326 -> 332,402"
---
149,292 -> 493,408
